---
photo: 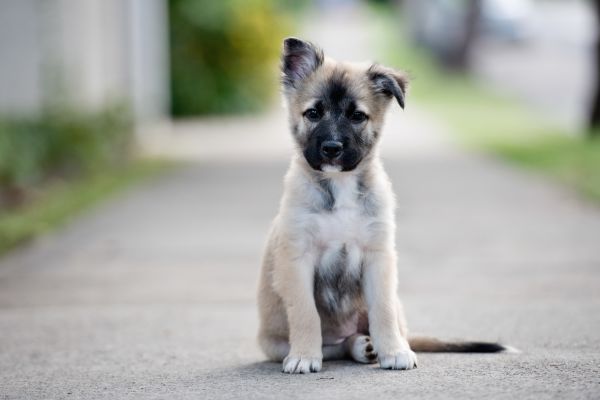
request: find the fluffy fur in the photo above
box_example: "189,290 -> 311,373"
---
257,38 -> 509,374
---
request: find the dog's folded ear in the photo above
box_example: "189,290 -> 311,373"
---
367,64 -> 409,109
281,37 -> 324,89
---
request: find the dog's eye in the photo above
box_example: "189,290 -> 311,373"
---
350,111 -> 368,123
304,108 -> 321,122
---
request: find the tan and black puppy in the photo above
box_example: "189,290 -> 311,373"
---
258,38 -> 510,374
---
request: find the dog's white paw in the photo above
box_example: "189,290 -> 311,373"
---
282,355 -> 322,374
349,335 -> 378,364
379,349 -> 418,370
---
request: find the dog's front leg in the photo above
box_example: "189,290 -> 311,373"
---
363,250 -> 417,370
274,250 -> 322,373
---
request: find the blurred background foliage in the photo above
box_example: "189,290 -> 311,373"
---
1,0 -> 598,254
0,104 -> 137,253
0,0 -> 304,253
0,105 -> 132,209
169,0 -> 299,116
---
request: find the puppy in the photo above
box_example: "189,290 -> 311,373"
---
258,38 -> 510,374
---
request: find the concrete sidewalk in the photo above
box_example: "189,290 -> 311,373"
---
1,3 -> 600,400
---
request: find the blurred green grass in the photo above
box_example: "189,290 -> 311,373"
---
374,6 -> 600,201
0,160 -> 170,256
0,105 -> 171,255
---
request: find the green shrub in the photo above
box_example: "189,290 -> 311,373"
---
0,160 -> 167,255
168,0 -> 293,116
0,105 -> 132,208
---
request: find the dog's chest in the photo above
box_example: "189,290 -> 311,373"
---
311,175 -> 372,247
314,241 -> 363,319
310,176 -> 369,318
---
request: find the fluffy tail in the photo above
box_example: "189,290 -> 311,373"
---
408,337 -> 518,353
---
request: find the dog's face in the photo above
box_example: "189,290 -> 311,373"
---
281,38 -> 408,172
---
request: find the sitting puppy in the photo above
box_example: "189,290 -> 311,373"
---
258,38 -> 509,374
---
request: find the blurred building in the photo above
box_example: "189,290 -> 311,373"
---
0,0 -> 169,126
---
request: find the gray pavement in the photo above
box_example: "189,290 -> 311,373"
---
2,3 -> 600,399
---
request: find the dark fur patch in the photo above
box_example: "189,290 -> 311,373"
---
448,342 -> 507,353
367,64 -> 407,109
357,172 -> 378,216
281,38 -> 324,89
301,69 -> 372,172
324,71 -> 349,109
317,178 -> 335,212
314,245 -> 362,320
410,338 -> 508,353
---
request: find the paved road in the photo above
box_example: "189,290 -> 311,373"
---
2,3 -> 600,399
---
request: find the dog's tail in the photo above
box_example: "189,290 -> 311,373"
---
408,337 -> 519,353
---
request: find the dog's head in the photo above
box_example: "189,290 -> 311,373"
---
281,37 -> 408,172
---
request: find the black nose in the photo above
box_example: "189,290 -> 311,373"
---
320,140 -> 343,159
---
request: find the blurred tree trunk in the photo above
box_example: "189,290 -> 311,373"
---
445,0 -> 481,71
588,0 -> 600,136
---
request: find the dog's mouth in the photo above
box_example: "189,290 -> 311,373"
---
321,163 -> 342,173
303,154 -> 362,173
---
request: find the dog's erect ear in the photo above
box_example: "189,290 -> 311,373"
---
281,37 -> 324,89
367,64 -> 409,109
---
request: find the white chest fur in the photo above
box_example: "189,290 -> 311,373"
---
280,163 -> 392,260
307,174 -> 369,279
312,173 -> 369,247
309,174 -> 367,322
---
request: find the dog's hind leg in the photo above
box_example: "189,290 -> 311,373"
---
259,335 -> 371,363
345,334 -> 378,364
323,335 -> 378,363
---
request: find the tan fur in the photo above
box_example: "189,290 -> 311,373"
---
257,39 -> 418,374
258,38 -> 506,374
